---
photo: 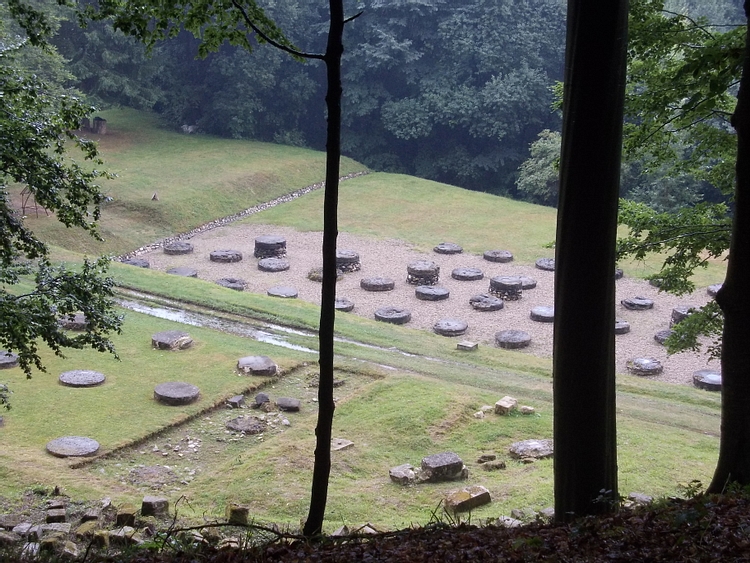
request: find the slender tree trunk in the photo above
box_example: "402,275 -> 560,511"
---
303,0 -> 344,538
708,2 -> 750,494
553,0 -> 628,522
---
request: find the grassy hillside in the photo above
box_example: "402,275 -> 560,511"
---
0,109 -> 726,530
18,108 -> 724,286
20,108 -> 366,256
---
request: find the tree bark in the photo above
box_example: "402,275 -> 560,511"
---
553,0 -> 628,521
303,0 -> 344,538
708,2 -> 750,494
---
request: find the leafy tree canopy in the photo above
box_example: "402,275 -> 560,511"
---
0,3 -> 122,408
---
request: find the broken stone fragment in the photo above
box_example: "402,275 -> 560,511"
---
227,395 -> 244,408
389,463 -> 416,485
236,355 -> 277,377
276,397 -> 301,412
628,492 -> 653,505
482,460 -> 507,471
420,452 -> 468,482
141,496 -> 169,517
74,521 -> 99,539
496,516 -> 523,528
519,405 -> 536,415
473,411 -> 485,419
62,540 -> 79,559
225,504 -> 249,525
331,438 -> 354,451
508,439 -> 554,460
0,531 -> 20,546
45,509 -> 66,523
445,485 -> 491,513
115,504 -> 137,527
477,454 -> 497,463
494,396 -> 518,415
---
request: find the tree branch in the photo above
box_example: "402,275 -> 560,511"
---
229,0 -> 324,60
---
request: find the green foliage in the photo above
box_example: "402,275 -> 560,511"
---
86,0 -> 293,58
625,0 -> 743,195
615,1 -> 742,358
0,15 -> 121,407
60,0 -> 566,193
515,129 -> 560,206
616,199 -> 730,294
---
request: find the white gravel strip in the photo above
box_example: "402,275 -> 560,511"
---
139,223 -> 722,388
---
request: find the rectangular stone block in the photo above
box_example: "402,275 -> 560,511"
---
457,341 -> 478,351
445,485 -> 491,513
45,509 -> 66,524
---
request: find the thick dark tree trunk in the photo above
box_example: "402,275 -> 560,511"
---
553,0 -> 628,522
303,0 -> 344,538
708,3 -> 750,494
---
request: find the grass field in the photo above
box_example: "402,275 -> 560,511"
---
0,109 -> 726,531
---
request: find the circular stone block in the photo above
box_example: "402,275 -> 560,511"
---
267,285 -> 298,298
121,258 -> 149,268
415,285 -> 450,301
360,277 -> 395,292
530,306 -> 554,323
693,369 -> 722,392
469,294 -> 504,312
226,416 -> 266,434
46,436 -> 100,458
216,277 -> 246,291
254,235 -> 287,258
621,296 -> 654,311
58,313 -> 88,331
257,257 -> 290,272
163,241 -> 194,255
237,355 -> 277,376
483,250 -> 513,263
59,370 -> 106,387
433,319 -> 468,336
489,276 -> 523,300
335,298 -> 355,312
707,283 -> 723,297
374,307 -> 412,325
209,249 -> 242,263
451,267 -> 484,281
307,267 -> 343,282
626,357 -> 663,376
154,382 -> 200,405
152,330 -> 193,350
654,329 -> 673,345
433,242 -> 463,255
520,276 -> 537,290
167,267 -> 198,278
0,350 -> 20,369
535,258 -> 555,271
671,305 -> 698,325
407,260 -> 440,276
336,250 -> 361,272
615,319 -> 631,335
495,330 -> 531,349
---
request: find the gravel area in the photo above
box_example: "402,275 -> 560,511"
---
137,224 -> 722,388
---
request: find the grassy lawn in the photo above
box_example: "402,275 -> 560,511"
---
0,108 -> 726,530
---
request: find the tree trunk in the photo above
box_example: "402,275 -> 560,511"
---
303,0 -> 344,538
553,0 -> 628,521
708,2 -> 750,494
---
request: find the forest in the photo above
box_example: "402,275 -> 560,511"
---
8,0 -> 741,206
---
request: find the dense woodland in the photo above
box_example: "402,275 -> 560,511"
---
11,0 -> 740,206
